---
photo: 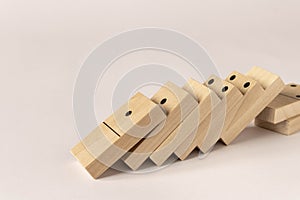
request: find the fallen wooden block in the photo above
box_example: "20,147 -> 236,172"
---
122,82 -> 198,170
71,93 -> 166,179
223,67 -> 285,145
174,78 -> 221,160
255,83 -> 300,135
256,83 -> 300,124
255,114 -> 300,135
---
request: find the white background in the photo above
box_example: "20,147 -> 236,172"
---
1,0 -> 300,199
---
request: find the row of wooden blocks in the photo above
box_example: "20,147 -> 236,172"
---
71,66 -> 299,179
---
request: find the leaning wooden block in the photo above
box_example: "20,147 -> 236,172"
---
150,77 -> 240,165
71,93 -> 166,179
256,84 -> 300,124
223,67 -> 285,145
202,75 -> 244,151
150,80 -> 213,166
174,78 -> 221,160
122,82 -> 198,170
150,104 -> 201,166
175,76 -> 243,159
255,114 -> 300,135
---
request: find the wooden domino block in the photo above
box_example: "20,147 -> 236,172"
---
174,76 -> 243,159
256,84 -> 300,124
150,77 -> 242,165
223,67 -> 285,145
174,79 -> 221,160
255,83 -> 300,135
202,75 -> 244,151
149,104 -> 202,166
71,93 -> 166,179
122,82 -> 198,170
255,114 -> 300,135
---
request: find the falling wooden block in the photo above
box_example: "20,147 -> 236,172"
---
122,82 -> 198,170
174,79 -> 221,160
150,77 -> 241,165
256,84 -> 300,124
223,67 -> 285,145
71,93 -> 166,179
149,104 -> 202,166
203,75 -> 244,151
150,80 -> 213,166
255,83 -> 300,135
175,75 -> 243,159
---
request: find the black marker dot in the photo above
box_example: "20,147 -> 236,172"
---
230,75 -> 236,81
244,82 -> 250,88
160,98 -> 167,104
222,86 -> 229,92
125,110 -> 132,116
208,79 -> 214,85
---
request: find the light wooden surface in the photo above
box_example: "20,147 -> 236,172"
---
222,71 -> 265,144
204,75 -> 244,149
122,82 -> 197,170
222,67 -> 285,145
256,84 -> 300,124
71,93 -> 166,178
174,79 -> 221,160
150,86 -> 207,166
256,114 -> 300,135
255,83 -> 300,135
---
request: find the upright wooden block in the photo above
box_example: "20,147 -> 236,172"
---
223,67 -> 285,144
122,82 -> 198,170
71,93 -> 166,179
256,84 -> 300,124
255,83 -> 300,135
174,79 -> 221,160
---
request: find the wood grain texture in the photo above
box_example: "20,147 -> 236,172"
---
255,114 -> 300,135
174,79 -> 221,160
203,75 -> 244,150
150,80 -> 211,165
256,84 -> 300,124
71,93 -> 166,179
223,67 -> 285,145
122,82 -> 198,170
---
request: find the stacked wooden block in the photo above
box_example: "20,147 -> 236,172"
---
255,83 -> 300,135
71,66 -> 299,179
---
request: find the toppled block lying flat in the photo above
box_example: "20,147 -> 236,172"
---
256,83 -> 300,135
